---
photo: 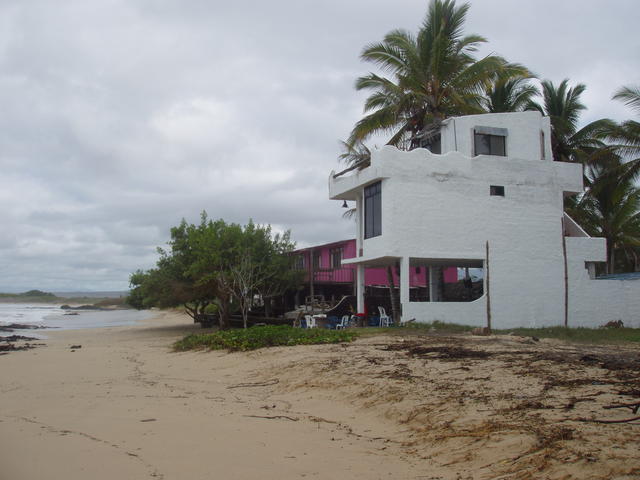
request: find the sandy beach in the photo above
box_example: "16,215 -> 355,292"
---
2,311 -> 639,479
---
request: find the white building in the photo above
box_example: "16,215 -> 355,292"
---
329,111 -> 640,329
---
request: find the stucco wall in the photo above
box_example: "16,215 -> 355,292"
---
440,111 -> 553,161
566,238 -> 640,327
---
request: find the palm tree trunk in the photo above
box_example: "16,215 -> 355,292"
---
607,241 -> 615,274
386,266 -> 400,324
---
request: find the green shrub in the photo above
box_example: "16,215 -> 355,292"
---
174,325 -> 358,352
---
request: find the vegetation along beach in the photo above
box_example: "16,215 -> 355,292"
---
2,0 -> 640,479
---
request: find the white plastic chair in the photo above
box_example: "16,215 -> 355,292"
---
304,314 -> 317,329
378,306 -> 391,327
336,315 -> 350,330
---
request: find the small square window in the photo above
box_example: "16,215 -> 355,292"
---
490,185 -> 505,196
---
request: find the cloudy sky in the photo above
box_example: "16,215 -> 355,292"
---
0,0 -> 638,292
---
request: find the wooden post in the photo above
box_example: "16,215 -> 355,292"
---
309,249 -> 314,304
485,241 -> 491,332
561,217 -> 569,328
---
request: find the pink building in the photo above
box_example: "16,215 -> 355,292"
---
291,239 -> 457,308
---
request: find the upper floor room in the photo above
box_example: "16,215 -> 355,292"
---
419,111 -> 552,161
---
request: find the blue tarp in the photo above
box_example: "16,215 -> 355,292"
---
595,272 -> 640,281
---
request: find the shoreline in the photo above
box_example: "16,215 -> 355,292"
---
0,311 -> 423,479
1,311 -> 639,479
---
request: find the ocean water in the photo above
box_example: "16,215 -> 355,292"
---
0,303 -> 153,338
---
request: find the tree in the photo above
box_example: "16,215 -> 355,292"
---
483,75 -> 538,113
349,0 -> 527,150
128,213 -> 300,329
567,153 -> 640,274
608,85 -> 640,176
527,79 -> 614,163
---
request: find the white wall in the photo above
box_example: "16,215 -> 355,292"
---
566,238 -> 640,328
440,111 -> 552,161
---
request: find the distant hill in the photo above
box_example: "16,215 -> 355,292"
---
0,290 -> 57,300
0,290 -> 130,307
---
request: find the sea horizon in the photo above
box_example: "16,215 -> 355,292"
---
0,302 -> 151,338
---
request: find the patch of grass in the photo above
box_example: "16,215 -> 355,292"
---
495,326 -> 640,344
174,325 -> 359,352
406,320 -> 476,333
356,320 -> 475,337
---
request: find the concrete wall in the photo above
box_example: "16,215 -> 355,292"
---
440,111 -> 552,161
566,238 -> 640,328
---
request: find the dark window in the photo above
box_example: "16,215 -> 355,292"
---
364,181 -> 382,239
490,185 -> 505,196
312,251 -> 322,269
540,130 -> 546,160
330,248 -> 343,268
474,127 -> 507,157
475,133 -> 505,156
294,255 -> 305,270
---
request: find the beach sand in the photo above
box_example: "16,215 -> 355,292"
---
1,311 -> 639,479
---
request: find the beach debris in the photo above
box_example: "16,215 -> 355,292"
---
383,342 -> 491,360
470,327 -> 490,336
70,345 -> 82,350
0,323 -> 49,332
243,414 -> 298,421
602,319 -> 624,329
0,342 -> 41,353
140,418 -> 157,422
227,379 -> 279,389
1,335 -> 38,342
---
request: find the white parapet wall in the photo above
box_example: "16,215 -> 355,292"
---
566,238 -> 640,328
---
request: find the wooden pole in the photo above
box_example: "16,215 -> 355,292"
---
309,249 -> 314,305
485,240 -> 491,332
561,217 -> 569,328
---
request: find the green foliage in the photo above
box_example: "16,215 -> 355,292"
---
495,326 -> 640,344
22,289 -> 56,297
128,213 -> 302,328
173,325 -> 358,352
527,79 -> 614,163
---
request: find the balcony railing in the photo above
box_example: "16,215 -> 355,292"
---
301,267 -> 354,284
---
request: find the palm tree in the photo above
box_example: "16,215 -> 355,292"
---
349,0 -> 527,150
608,85 -> 640,173
337,140 -> 371,220
568,153 -> 640,274
483,75 -> 538,113
527,79 -> 614,162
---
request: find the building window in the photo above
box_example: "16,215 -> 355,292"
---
294,255 -> 305,270
364,181 -> 382,239
474,126 -> 507,156
540,130 -> 546,160
312,251 -> 322,269
490,185 -> 505,196
330,248 -> 343,268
